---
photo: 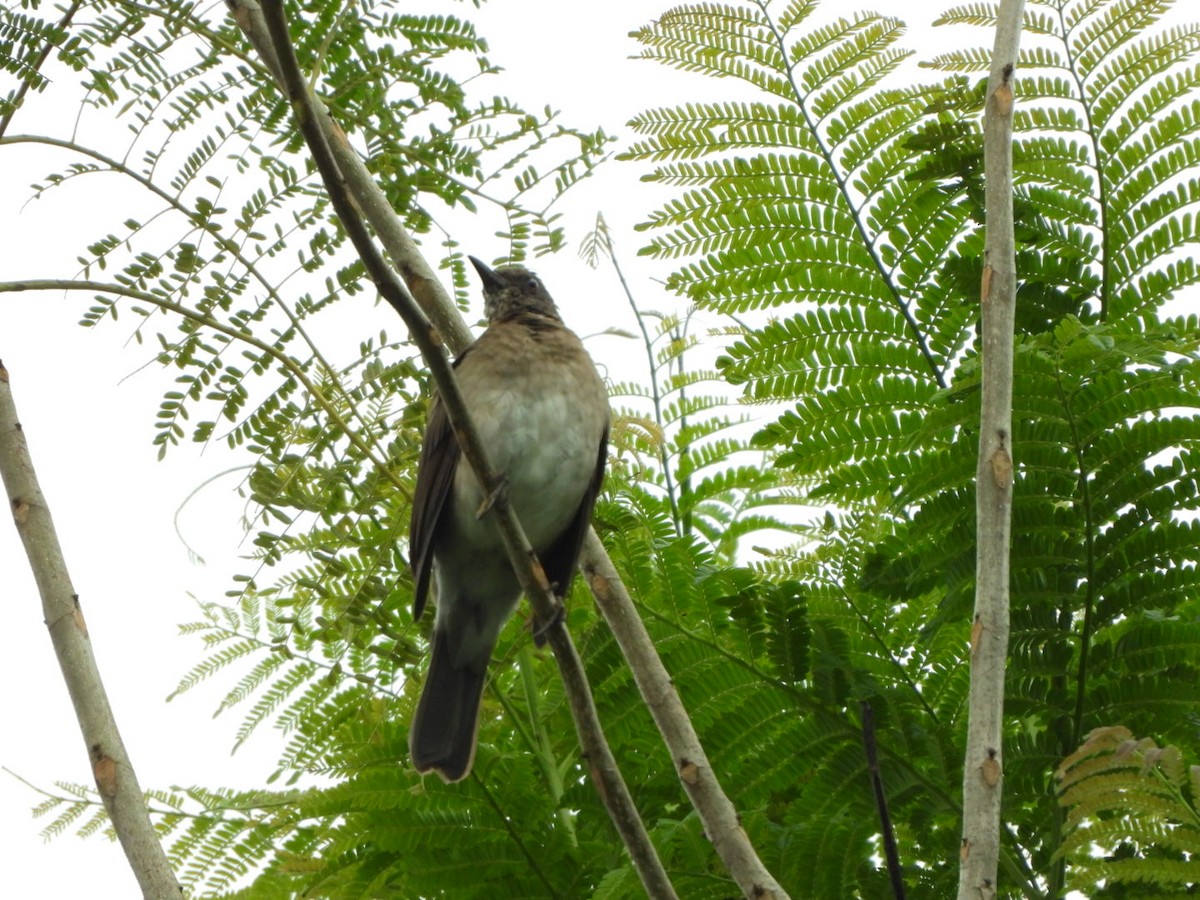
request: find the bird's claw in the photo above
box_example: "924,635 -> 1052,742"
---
532,602 -> 565,647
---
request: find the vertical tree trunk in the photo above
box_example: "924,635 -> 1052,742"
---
957,3 -> 1024,898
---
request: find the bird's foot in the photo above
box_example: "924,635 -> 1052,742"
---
475,473 -> 509,519
532,602 -> 565,647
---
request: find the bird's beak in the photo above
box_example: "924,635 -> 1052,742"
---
468,256 -> 505,293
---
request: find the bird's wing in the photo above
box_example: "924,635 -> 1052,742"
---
538,426 -> 609,603
409,365 -> 467,621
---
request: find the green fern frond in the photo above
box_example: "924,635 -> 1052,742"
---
1056,726 -> 1200,893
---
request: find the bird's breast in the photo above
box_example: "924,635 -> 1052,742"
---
446,332 -> 607,551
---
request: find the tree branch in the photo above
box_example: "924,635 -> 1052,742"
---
958,2 -> 1024,897
0,360 -> 182,899
0,278 -> 393,481
582,530 -> 790,898
252,2 -> 677,896
224,0 -> 473,356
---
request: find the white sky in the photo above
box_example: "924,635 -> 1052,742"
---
0,0 -> 1130,894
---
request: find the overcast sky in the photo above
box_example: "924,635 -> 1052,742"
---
0,0 -> 1050,893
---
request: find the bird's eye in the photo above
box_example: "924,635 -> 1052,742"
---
525,277 -> 540,293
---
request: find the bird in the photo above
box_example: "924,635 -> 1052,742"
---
407,255 -> 610,783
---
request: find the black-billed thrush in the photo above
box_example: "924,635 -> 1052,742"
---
408,256 -> 609,782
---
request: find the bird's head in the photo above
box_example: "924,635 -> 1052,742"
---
469,256 -> 561,323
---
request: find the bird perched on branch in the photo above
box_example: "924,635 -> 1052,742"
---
408,256 -> 610,783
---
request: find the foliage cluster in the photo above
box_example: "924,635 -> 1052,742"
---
1055,726 -> 1200,892
4,0 -> 1200,897
622,0 -> 1200,895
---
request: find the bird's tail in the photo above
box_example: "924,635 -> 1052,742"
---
409,629 -> 488,782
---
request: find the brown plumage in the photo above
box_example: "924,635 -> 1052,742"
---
408,256 -> 609,782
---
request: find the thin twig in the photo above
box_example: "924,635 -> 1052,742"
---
0,278 -> 392,480
862,701 -> 905,900
599,220 -> 684,534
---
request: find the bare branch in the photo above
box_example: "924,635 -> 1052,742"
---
583,531 -> 790,899
958,2 -> 1024,897
0,360 -> 182,899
